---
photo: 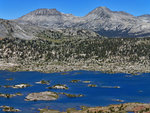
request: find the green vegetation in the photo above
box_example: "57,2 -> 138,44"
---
1,37 -> 149,62
0,37 -> 150,73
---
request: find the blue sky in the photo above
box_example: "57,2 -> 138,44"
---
0,0 -> 150,19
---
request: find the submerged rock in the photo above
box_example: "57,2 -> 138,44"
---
112,99 -> 124,102
6,78 -> 14,81
3,85 -> 12,88
70,80 -> 81,83
88,84 -> 97,87
60,73 -> 69,75
60,93 -> 84,98
35,80 -> 50,85
82,81 -> 91,83
25,91 -> 58,101
101,86 -> 120,88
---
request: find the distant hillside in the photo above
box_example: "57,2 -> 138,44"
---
0,37 -> 149,73
0,18 -> 102,40
0,19 -> 36,39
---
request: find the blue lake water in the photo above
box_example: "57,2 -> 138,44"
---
0,70 -> 150,113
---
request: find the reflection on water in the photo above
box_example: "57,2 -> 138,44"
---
0,70 -> 150,113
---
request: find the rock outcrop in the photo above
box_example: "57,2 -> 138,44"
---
25,91 -> 58,101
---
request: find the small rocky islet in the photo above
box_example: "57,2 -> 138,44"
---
0,106 -> 21,112
3,83 -> 32,89
0,92 -> 23,98
47,84 -> 69,90
35,80 -> 50,85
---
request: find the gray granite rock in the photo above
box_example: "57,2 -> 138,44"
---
25,91 -> 58,101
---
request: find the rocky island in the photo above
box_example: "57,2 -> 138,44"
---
25,91 -> 58,101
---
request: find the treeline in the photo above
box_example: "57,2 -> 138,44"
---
0,37 -> 150,63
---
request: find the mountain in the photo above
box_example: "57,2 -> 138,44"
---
0,7 -> 150,39
0,19 -> 37,39
14,7 -> 150,38
0,18 -> 101,40
80,7 -> 150,37
138,15 -> 150,23
16,8 -> 84,29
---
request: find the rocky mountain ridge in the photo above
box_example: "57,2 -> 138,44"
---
14,6 -> 150,38
138,14 -> 150,23
0,19 -> 101,40
1,6 -> 150,39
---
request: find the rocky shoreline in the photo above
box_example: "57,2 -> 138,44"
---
2,102 -> 150,113
39,103 -> 150,113
0,59 -> 149,74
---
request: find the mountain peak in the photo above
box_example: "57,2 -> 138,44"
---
28,8 -> 62,16
85,6 -> 134,19
88,6 -> 111,14
85,6 -> 112,19
95,6 -> 111,11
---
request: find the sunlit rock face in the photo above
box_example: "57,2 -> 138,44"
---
138,15 -> 150,23
16,8 -> 84,29
1,7 -> 150,38
0,19 -> 36,39
14,7 -> 150,38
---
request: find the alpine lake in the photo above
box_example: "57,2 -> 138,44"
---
0,70 -> 150,113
